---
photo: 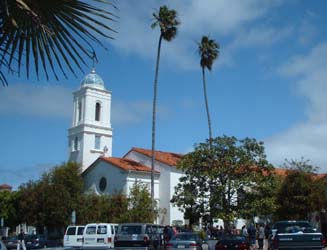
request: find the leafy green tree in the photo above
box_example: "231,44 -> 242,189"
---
0,190 -> 19,228
240,169 -> 280,220
0,0 -> 117,85
283,157 -> 319,173
124,182 -> 157,223
276,158 -> 326,220
150,5 -> 180,201
17,180 -> 42,227
108,192 -> 130,223
17,162 -> 84,233
50,161 -> 84,212
16,163 -> 157,229
172,136 -> 276,229
77,192 -> 129,224
170,174 -> 204,226
198,36 -> 219,142
78,183 -> 155,223
78,193 -> 111,223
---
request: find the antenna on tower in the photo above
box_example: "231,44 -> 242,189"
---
92,51 -> 98,70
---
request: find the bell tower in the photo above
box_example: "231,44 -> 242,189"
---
68,68 -> 113,172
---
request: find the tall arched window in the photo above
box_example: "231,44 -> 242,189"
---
95,102 -> 101,121
74,137 -> 79,151
78,101 -> 82,121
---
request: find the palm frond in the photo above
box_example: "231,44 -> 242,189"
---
151,5 -> 180,42
198,35 -> 220,71
0,0 -> 117,85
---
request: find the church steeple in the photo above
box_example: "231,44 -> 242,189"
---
68,68 -> 113,172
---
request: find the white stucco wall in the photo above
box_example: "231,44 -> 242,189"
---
83,160 -> 127,195
124,151 -> 185,225
126,171 -> 160,199
169,171 -> 184,225
68,85 -> 113,172
82,88 -> 112,128
83,160 -> 160,199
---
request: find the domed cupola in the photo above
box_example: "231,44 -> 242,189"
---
81,68 -> 105,89
69,66 -> 113,172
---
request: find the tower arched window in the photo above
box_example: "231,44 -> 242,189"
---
78,101 -> 82,121
74,137 -> 79,151
95,102 -> 101,121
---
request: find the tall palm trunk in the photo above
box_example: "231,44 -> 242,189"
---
202,66 -> 213,143
151,34 -> 163,202
202,66 -> 214,225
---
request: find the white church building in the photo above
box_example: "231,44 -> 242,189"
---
68,69 -> 185,226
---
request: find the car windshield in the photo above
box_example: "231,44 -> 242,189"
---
120,225 -> 142,234
26,235 -> 36,240
85,226 -> 96,235
171,234 -> 199,241
26,235 -> 44,240
221,235 -> 246,241
274,222 -> 312,233
7,236 -> 18,240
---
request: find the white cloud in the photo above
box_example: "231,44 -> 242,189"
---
231,26 -> 293,48
112,100 -> 171,125
265,43 -> 327,171
221,25 -> 294,66
174,0 -> 281,35
297,10 -> 320,46
0,84 -> 171,125
112,100 -> 152,124
0,84 -> 73,118
278,43 -> 327,122
266,122 -> 327,170
108,0 -> 286,70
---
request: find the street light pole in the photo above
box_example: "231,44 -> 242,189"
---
72,211 -> 76,225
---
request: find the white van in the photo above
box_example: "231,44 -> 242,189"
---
83,223 -> 118,249
63,225 -> 85,248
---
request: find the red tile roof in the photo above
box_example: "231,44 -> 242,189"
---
100,157 -> 159,173
316,173 -> 327,179
271,168 -> 327,179
126,147 -> 183,167
0,184 -> 12,191
272,168 -> 289,177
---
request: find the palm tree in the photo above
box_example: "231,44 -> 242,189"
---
150,6 -> 180,201
198,36 -> 219,143
198,36 -> 219,226
0,0 -> 117,86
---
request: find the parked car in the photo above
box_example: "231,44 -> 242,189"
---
63,225 -> 85,249
25,234 -> 62,249
25,234 -> 48,249
83,223 -> 118,249
25,234 -> 47,249
2,236 -> 18,250
166,233 -> 206,250
267,220 -> 326,250
215,235 -> 249,250
114,223 -> 162,250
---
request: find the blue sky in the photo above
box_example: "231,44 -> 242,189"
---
0,0 -> 326,189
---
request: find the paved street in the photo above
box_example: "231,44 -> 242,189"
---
25,247 -> 327,250
206,239 -> 269,250
22,242 -> 327,250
